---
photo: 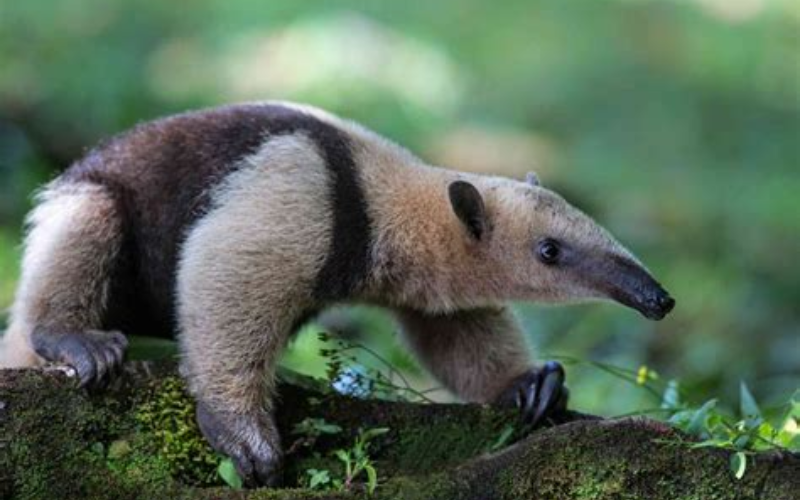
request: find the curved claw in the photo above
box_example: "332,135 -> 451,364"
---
196,402 -> 282,488
527,361 -> 565,426
497,361 -> 569,428
31,328 -> 128,390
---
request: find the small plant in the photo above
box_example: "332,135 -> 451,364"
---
319,332 -> 436,403
662,382 -> 798,479
333,427 -> 389,494
306,468 -> 332,489
295,422 -> 390,495
557,357 -> 799,479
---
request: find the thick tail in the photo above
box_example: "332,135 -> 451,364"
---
0,181 -> 124,369
0,324 -> 44,368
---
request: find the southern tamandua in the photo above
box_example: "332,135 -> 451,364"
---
0,102 -> 675,487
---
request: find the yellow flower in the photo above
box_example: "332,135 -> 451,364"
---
637,365 -> 649,385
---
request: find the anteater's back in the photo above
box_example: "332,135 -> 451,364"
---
0,103 -> 357,362
61,105 -> 283,332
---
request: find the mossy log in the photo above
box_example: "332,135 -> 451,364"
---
1,361 -> 797,500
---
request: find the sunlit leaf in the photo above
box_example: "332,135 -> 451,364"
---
730,452 -> 747,480
361,427 -> 390,441
334,449 -> 350,463
733,434 -> 750,450
686,399 -> 717,436
740,382 -> 761,418
365,464 -> 378,494
218,458 -> 243,489
308,468 -> 331,489
490,425 -> 515,452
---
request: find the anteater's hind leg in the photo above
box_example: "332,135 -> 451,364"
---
0,182 -> 128,387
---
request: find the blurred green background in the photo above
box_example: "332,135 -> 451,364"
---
0,0 -> 797,416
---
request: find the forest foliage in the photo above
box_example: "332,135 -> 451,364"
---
0,0 -> 798,421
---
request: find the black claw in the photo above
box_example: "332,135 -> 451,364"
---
101,348 -> 120,386
75,357 -> 97,388
31,328 -> 129,389
530,363 -> 565,426
196,402 -> 282,488
92,350 -> 109,386
521,372 -> 541,425
254,456 -> 282,488
496,361 -> 569,428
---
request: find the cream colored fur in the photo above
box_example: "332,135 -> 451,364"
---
396,307 -> 531,402
326,117 -> 634,404
177,133 -> 332,414
2,102 -> 636,414
0,183 -> 122,368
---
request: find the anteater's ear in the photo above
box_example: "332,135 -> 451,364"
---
525,171 -> 540,187
448,180 -> 487,240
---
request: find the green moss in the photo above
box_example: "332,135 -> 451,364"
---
6,366 -> 796,500
2,370 -> 109,499
133,376 -> 221,486
373,474 -> 459,500
388,406 -> 517,474
2,369 -> 198,499
494,419 -> 782,500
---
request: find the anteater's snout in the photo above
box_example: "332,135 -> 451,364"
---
642,288 -> 675,320
600,254 -> 676,321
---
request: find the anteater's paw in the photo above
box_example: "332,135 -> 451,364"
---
196,402 -> 282,488
31,329 -> 128,389
496,361 -> 569,428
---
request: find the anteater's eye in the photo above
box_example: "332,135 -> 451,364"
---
537,238 -> 561,265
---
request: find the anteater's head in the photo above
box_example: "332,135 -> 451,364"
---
447,173 -> 675,320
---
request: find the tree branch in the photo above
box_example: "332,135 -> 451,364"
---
1,361 -> 797,500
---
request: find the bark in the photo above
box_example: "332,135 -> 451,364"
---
0,361 -> 797,500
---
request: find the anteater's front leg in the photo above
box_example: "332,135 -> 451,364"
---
178,270 -> 302,486
397,307 -> 568,426
175,136 -> 332,487
177,231 -> 313,487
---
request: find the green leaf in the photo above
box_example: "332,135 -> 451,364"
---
293,417 -> 343,438
742,415 -> 763,432
740,381 -> 761,418
686,399 -> 717,436
218,458 -> 243,489
490,425 -> 515,452
317,422 -> 344,434
687,439 -> 731,449
334,449 -> 350,463
668,409 -> 693,428
730,452 -> 747,480
365,464 -> 378,494
733,434 -> 750,450
361,427 -> 390,441
308,469 -> 331,489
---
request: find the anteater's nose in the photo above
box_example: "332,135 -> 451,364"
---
646,293 -> 675,317
658,294 -> 675,314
